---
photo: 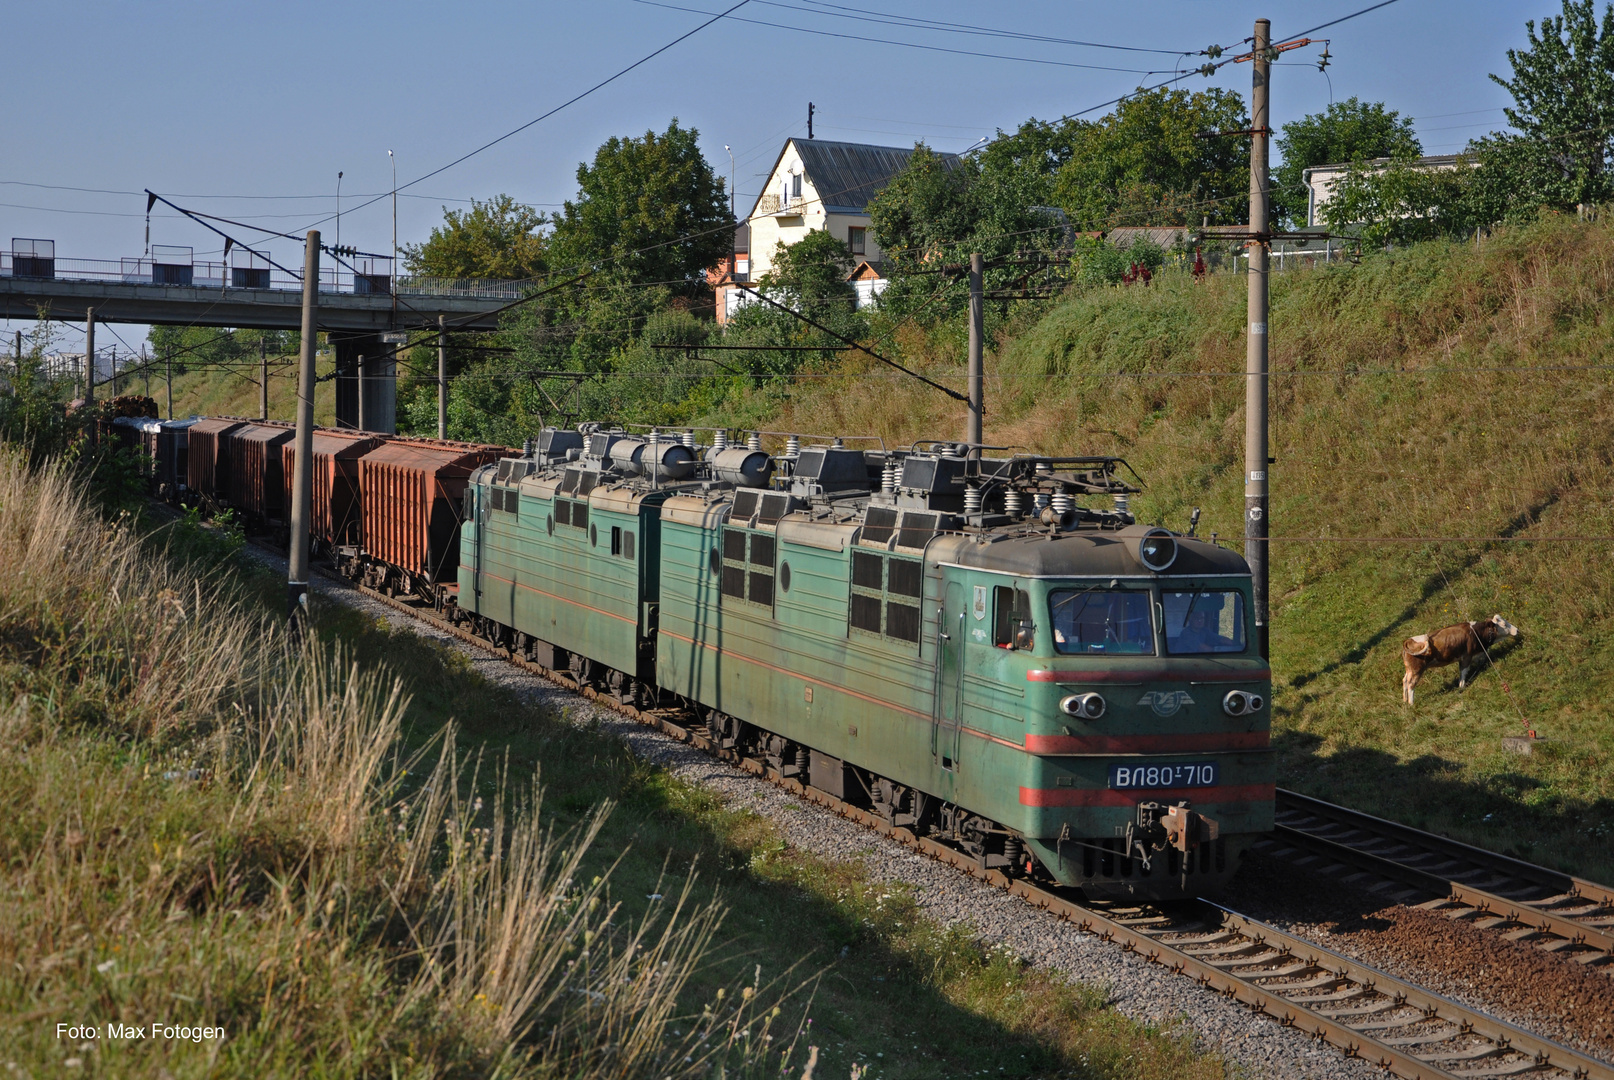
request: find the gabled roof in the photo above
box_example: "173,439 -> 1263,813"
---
749,138 -> 960,218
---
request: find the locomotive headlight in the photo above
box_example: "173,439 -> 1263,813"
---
1223,690 -> 1263,716
1059,692 -> 1106,720
1138,528 -> 1178,572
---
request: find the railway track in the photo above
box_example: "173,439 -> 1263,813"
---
318,572 -> 1613,1080
1263,790 -> 1614,970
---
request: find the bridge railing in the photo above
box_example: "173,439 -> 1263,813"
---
0,252 -> 537,301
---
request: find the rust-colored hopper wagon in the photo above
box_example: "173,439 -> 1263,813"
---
280,429 -> 389,554
220,422 -> 296,530
349,437 -> 510,604
185,418 -> 250,506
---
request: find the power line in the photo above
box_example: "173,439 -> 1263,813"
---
1281,0 -> 1404,41
632,0 -> 1168,75
791,0 -> 1197,55
301,0 -> 754,233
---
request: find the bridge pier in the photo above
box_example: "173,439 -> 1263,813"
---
332,332 -> 395,434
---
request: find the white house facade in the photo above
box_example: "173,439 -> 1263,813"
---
1301,154 -> 1470,227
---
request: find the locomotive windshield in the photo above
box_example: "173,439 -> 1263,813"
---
1163,589 -> 1247,654
1049,589 -> 1154,655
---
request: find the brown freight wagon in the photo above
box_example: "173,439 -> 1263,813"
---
355,438 -> 510,599
186,418 -> 250,504
219,422 -> 295,525
280,429 -> 388,550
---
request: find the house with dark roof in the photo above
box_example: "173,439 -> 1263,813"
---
718,138 -> 954,320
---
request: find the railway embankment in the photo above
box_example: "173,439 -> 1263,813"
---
0,450 -> 1225,1079
723,213 -> 1614,885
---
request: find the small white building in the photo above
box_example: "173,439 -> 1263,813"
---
1301,154 -> 1470,227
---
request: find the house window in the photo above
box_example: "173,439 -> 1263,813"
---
849,551 -> 923,644
848,227 -> 866,255
791,173 -> 802,199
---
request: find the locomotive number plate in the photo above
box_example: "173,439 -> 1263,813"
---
1108,762 -> 1218,789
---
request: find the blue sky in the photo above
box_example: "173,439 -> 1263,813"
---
2,0 -> 1538,349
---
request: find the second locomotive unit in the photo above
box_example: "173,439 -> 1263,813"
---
454,428 -> 1273,900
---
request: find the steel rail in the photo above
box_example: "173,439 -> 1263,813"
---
1273,790 -> 1614,966
294,566 -> 1613,1080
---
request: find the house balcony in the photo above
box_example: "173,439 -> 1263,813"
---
756,193 -> 806,219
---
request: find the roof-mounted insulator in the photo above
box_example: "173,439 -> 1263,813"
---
785,434 -> 800,457
747,432 -> 762,451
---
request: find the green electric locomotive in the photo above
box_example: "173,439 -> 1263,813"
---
454,427 -> 1273,899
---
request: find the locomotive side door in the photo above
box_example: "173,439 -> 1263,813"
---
932,579 -> 966,773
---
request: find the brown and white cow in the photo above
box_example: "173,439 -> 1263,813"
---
1401,614 -> 1521,704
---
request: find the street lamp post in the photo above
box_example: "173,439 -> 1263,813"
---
335,170 -> 343,289
388,150 -> 397,292
724,144 -> 735,220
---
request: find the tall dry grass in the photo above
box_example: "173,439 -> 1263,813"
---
0,449 -> 791,1078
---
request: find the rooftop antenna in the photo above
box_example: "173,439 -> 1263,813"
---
807,102 -> 814,140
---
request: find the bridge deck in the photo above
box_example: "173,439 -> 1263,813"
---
0,276 -> 508,332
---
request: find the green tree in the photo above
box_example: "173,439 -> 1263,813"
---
1051,87 -> 1251,229
548,119 -> 731,287
401,194 -> 548,280
1273,98 -> 1422,227
1322,158 -> 1479,245
146,326 -> 298,376
758,230 -> 858,312
865,145 -> 975,270
1487,0 -> 1614,209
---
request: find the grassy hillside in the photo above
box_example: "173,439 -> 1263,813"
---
114,353 -> 339,426
738,215 -> 1614,881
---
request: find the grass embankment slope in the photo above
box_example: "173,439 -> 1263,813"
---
0,457 -> 1217,1079
123,356 -> 337,426
750,215 -> 1614,882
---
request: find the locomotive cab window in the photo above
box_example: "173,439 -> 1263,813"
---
992,585 -> 1035,649
1164,589 -> 1246,654
850,551 -> 922,644
1049,588 -> 1154,655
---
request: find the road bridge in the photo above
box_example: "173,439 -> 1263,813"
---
2,243 -> 529,431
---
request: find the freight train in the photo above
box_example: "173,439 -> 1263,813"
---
152,418 -> 1275,900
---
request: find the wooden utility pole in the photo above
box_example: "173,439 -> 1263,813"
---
437,315 -> 448,439
1245,18 -> 1272,659
966,252 -> 983,445
288,231 -> 320,626
165,351 -> 173,419
259,336 -> 269,420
